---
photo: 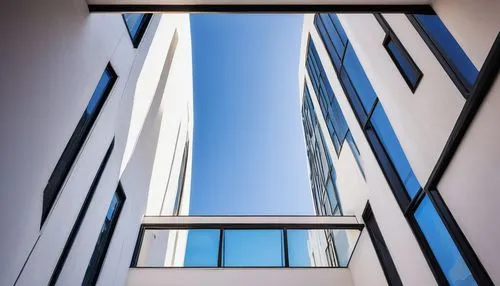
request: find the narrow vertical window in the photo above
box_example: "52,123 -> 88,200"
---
173,141 -> 189,216
302,86 -> 343,216
407,13 -> 479,95
82,185 -> 126,286
50,139 -> 115,285
375,14 -> 423,92
122,13 -> 153,48
42,64 -> 117,227
363,203 -> 403,286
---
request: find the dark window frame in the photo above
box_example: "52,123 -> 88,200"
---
41,64 -> 117,228
406,13 -> 476,98
49,138 -> 115,285
363,203 -> 403,286
82,184 -> 126,286
313,13 -> 495,285
122,13 -> 153,48
374,14 -> 423,93
302,85 -> 344,217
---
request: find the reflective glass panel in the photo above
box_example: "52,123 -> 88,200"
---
137,229 -> 220,267
288,229 -> 334,267
386,38 -> 420,87
414,14 -> 478,90
369,103 -> 420,197
123,14 -> 145,38
342,44 -> 378,113
223,230 -> 284,267
414,196 -> 477,286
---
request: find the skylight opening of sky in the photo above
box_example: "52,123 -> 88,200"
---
189,14 -> 314,215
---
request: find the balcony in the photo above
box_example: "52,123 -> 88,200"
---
126,216 -> 363,286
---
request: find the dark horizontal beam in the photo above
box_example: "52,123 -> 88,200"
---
88,4 -> 434,14
140,223 -> 364,230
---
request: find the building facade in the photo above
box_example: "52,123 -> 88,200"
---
299,5 -> 499,286
1,0 -> 499,285
0,2 -> 194,285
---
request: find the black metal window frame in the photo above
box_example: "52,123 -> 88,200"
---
305,38 -> 365,180
314,13 -> 497,285
49,138 -> 115,285
302,85 -> 343,216
363,203 -> 403,286
41,64 -> 117,228
375,13 -> 423,93
122,13 -> 153,48
130,221 -> 364,269
406,13 -> 475,98
82,183 -> 126,286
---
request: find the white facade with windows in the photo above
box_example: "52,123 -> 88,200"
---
0,1 -> 194,285
299,2 -> 500,285
0,0 -> 499,285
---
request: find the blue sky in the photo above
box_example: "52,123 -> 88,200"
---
189,14 -> 313,215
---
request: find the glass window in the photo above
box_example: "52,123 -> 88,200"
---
288,229 -> 335,267
136,229 -> 220,267
316,15 -> 345,63
315,17 -> 342,69
326,14 -> 348,45
223,230 -> 284,267
369,103 -> 421,198
83,186 -> 125,285
346,132 -> 364,180
306,39 -> 351,154
342,44 -> 378,113
412,14 -> 478,92
42,65 -> 117,227
340,67 -> 368,124
385,36 -> 422,90
184,229 -> 220,267
325,177 -> 339,214
122,13 -> 152,48
414,196 -> 477,286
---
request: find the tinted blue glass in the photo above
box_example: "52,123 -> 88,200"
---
184,229 -> 220,267
327,14 -> 348,45
340,67 -> 368,124
123,13 -> 145,38
288,229 -> 334,267
343,44 -> 378,113
326,177 -> 338,212
370,103 -> 420,197
414,14 -> 478,89
287,230 -> 313,266
223,230 -> 284,266
318,14 -> 346,60
315,18 -> 340,62
106,193 -> 118,220
346,132 -> 365,180
415,196 -> 477,286
86,69 -> 112,115
387,39 -> 419,86
306,39 -> 350,153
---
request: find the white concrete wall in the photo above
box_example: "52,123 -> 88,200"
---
126,268 -> 354,286
0,0 -> 193,284
438,77 -> 500,284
